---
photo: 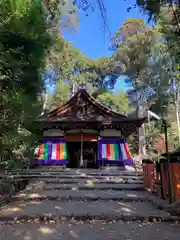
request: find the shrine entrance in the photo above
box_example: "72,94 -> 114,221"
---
83,141 -> 97,168
32,88 -> 146,167
67,141 -> 97,168
67,142 -> 80,168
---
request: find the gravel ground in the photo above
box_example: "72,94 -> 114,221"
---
0,200 -> 169,220
0,222 -> 180,240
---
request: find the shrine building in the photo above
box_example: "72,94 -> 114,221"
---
32,87 -> 145,168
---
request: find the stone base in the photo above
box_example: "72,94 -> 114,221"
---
31,160 -> 68,166
96,160 -> 125,167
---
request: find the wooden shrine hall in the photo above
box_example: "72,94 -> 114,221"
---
32,87 -> 145,168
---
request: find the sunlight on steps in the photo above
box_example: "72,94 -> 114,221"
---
1,207 -> 23,214
85,180 -> 96,186
38,226 -> 56,235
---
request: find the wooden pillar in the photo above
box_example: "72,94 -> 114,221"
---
80,131 -> 84,167
97,129 -> 101,168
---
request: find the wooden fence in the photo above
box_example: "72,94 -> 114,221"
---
142,160 -> 180,201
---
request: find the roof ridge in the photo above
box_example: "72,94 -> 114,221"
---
39,89 -> 128,119
39,90 -> 80,119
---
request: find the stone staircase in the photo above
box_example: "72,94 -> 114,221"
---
0,166 -> 180,239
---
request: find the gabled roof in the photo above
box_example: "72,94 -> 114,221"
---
37,89 -> 129,122
34,89 -> 146,136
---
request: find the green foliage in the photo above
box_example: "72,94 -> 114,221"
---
44,0 -> 79,27
46,36 -> 117,94
0,0 -> 60,169
50,79 -> 70,109
136,1 -> 180,62
108,15 -> 180,157
111,18 -> 159,83
157,5 -> 180,63
96,90 -> 131,115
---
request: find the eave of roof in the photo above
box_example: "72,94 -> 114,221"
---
35,116 -> 146,124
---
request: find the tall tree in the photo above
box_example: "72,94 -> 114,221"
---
0,0 -> 62,168
96,90 -> 131,115
45,35 -> 117,96
155,6 -> 180,141
136,0 -> 180,62
110,18 -> 159,156
48,79 -> 70,110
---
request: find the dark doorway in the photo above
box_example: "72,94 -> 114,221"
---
67,142 -> 81,168
67,141 -> 97,168
83,141 -> 97,168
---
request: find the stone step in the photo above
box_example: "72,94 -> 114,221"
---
14,190 -> 149,202
1,175 -> 143,182
26,183 -> 144,191
33,178 -> 143,184
0,222 -> 180,240
6,166 -> 142,172
0,200 -> 171,221
5,166 -> 141,172
32,166 -> 128,171
3,170 -> 143,177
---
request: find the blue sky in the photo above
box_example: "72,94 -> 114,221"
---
48,0 -> 149,93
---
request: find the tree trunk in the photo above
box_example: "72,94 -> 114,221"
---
134,71 -> 147,157
174,92 -> 180,142
137,103 -> 147,157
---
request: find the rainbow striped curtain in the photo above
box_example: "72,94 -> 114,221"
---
51,143 -> 67,160
102,143 -> 119,160
100,140 -> 132,162
119,142 -> 132,160
37,144 -> 49,160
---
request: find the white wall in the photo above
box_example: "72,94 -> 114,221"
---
66,129 -> 98,134
43,129 -> 64,137
100,129 -> 121,137
43,129 -> 121,137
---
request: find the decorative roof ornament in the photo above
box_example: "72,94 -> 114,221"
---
78,83 -> 87,90
69,83 -> 87,99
